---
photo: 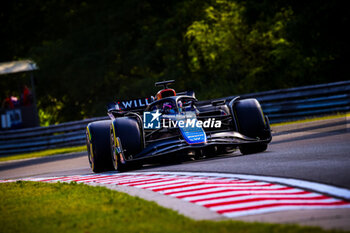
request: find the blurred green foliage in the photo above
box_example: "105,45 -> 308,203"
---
0,0 -> 348,124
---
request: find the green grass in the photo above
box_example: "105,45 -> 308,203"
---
0,181 -> 346,233
0,145 -> 86,162
270,112 -> 350,127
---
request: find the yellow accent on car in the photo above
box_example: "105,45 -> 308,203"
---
86,126 -> 92,141
111,122 -> 119,167
86,126 -> 94,170
112,123 -> 117,147
90,143 -> 94,170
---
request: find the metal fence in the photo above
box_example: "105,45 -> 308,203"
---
1,81 -> 349,156
199,80 -> 350,123
0,116 -> 107,155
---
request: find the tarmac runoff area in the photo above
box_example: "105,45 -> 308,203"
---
3,171 -> 350,230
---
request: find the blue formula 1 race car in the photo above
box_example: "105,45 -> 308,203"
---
86,80 -> 272,172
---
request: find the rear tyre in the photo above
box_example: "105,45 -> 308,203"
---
234,99 -> 271,155
86,120 -> 114,172
110,117 -> 143,172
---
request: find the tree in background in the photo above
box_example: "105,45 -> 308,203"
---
0,0 -> 348,124
185,0 -> 340,98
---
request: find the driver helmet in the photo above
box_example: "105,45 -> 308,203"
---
178,101 -> 183,113
162,102 -> 175,114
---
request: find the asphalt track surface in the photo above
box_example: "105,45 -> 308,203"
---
1,116 -> 349,189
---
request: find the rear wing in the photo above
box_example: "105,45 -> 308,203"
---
155,80 -> 175,89
107,96 -> 154,112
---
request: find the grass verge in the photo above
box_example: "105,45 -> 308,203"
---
270,112 -> 349,127
0,145 -> 86,162
1,181 -> 346,233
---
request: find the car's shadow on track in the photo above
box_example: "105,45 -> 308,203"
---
135,151 -> 245,172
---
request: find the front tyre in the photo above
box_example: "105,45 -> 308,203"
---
86,120 -> 114,172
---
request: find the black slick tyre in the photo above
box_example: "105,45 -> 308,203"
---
86,120 -> 114,172
234,98 -> 271,155
110,117 -> 143,172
